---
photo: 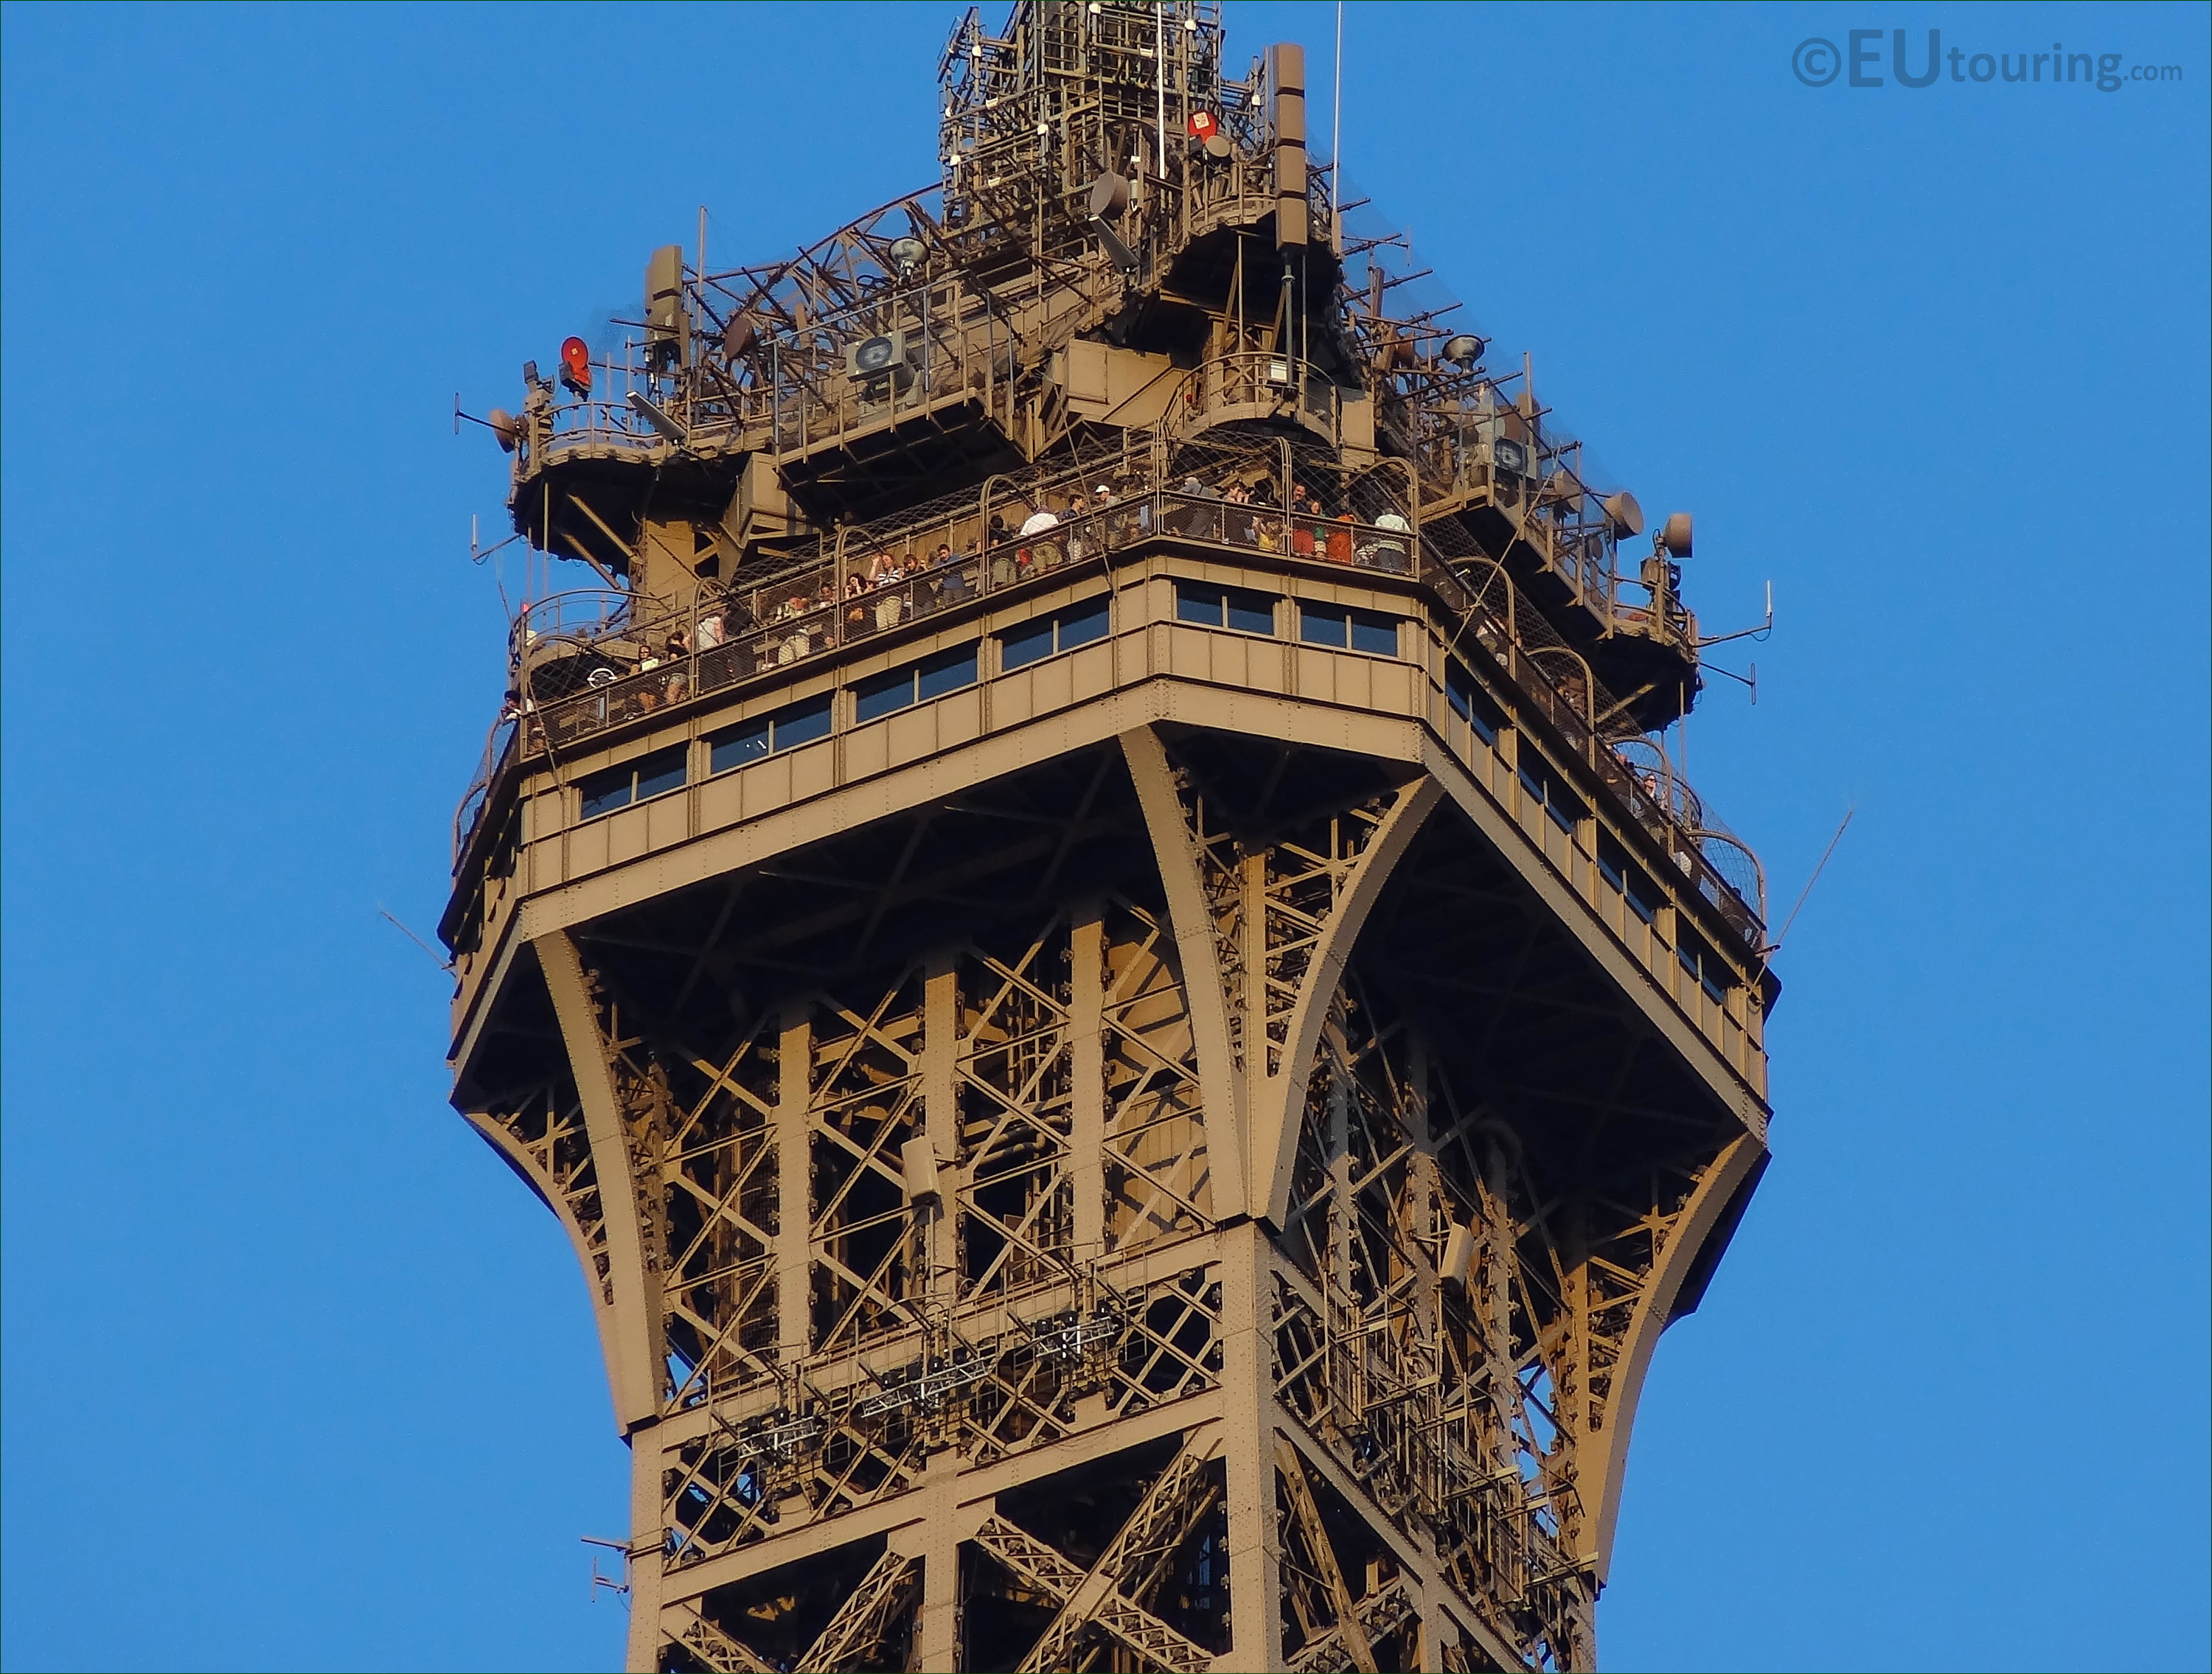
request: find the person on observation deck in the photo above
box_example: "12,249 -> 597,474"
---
1371,507 -> 1411,572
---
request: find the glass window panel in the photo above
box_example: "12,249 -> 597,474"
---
1677,931 -> 1731,1000
1001,617 -> 1054,670
1176,582 -> 1227,626
917,644 -> 978,700
1300,604 -> 1349,646
1596,832 -> 1628,893
1626,870 -> 1661,924
772,694 -> 833,750
579,767 -> 634,820
1349,609 -> 1398,656
1519,757 -> 1579,833
709,722 -> 770,775
854,666 -> 916,723
1225,587 -> 1276,635
1447,663 -> 1505,744
633,745 -> 689,803
1057,595 -> 1109,648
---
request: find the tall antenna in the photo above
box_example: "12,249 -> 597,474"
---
1332,1 -> 1343,248
1770,808 -> 1855,955
1155,4 -> 1166,189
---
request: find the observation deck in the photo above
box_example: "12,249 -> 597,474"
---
444,444 -> 1770,1106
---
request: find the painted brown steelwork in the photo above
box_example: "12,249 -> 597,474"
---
445,6 -> 1772,1669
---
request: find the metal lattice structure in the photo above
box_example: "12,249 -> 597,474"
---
445,5 -> 1773,1668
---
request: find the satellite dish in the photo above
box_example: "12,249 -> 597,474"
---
723,313 -> 756,360
1203,133 -> 1233,161
888,236 -> 926,277
559,335 -> 593,397
1602,491 -> 1644,539
1088,171 -> 1131,223
1660,512 -> 1694,558
487,408 -> 521,453
1441,334 -> 1485,367
1540,470 -> 1582,507
852,335 -> 900,375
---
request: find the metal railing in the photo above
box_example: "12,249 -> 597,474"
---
479,488 -> 1423,787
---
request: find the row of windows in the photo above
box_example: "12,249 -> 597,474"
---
576,600 -> 1108,820
709,691 -> 833,772
1675,928 -> 1731,1004
1516,753 -> 1587,836
854,644 -> 978,723
1452,652 -> 1736,1002
579,743 -> 691,820
1598,831 -> 1663,926
1002,596 -> 1110,669
1445,663 -> 1504,744
1173,582 -> 1401,655
1176,581 -> 1275,634
574,595 -> 1738,1008
592,581 -> 1400,820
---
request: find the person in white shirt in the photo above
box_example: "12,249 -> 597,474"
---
1371,509 -> 1411,572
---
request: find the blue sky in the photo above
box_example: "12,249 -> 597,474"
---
1,4 -> 2205,1670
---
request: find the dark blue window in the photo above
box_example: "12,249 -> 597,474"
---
1299,602 -> 1399,655
1351,611 -> 1397,655
855,643 -> 980,721
579,743 -> 689,820
1445,663 -> 1503,744
854,666 -> 913,723
1517,753 -> 1585,834
1058,594 -> 1110,648
1002,596 -> 1109,670
1228,591 -> 1276,635
1677,930 -> 1731,1003
917,644 -> 979,700
1300,603 -> 1346,646
1598,832 -> 1661,925
580,771 -> 631,820
771,694 -> 831,749
1177,581 -> 1276,634
1177,582 -> 1222,625
1001,617 -> 1056,671
709,720 -> 769,773
709,693 -> 832,773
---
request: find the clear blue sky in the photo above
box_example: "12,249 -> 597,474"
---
2,4 -> 2205,1670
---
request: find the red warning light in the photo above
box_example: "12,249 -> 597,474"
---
1188,110 -> 1219,142
559,336 -> 593,397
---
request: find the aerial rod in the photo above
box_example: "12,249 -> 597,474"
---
378,904 -> 454,974
1332,0 -> 1343,254
1767,807 -> 1855,957
1699,579 -> 1775,646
